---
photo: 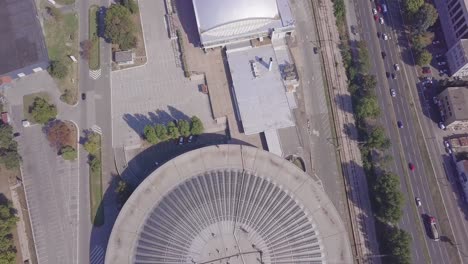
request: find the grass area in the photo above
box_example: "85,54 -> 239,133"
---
89,135 -> 104,226
55,0 -> 75,4
89,5 -> 100,70
23,92 -> 51,123
43,6 -> 78,105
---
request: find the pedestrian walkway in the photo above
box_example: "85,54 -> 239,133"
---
10,184 -> 31,264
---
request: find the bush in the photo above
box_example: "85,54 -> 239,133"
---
155,124 -> 169,141
30,97 -> 58,124
89,155 -> 101,174
167,121 -> 180,139
104,4 -> 137,50
416,49 -> 432,66
177,120 -> 191,137
190,116 -> 204,135
404,0 -> 424,15
121,0 -> 139,14
48,60 -> 68,79
60,145 -> 77,160
355,96 -> 380,119
84,132 -> 100,155
143,125 -> 159,144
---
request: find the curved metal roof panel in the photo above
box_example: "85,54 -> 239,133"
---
193,0 -> 280,32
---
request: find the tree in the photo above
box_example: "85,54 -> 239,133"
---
48,60 -> 68,79
355,96 -> 380,119
115,178 -> 134,205
382,226 -> 412,264
358,41 -> 370,74
416,49 -> 432,66
0,198 -> 18,264
359,74 -> 377,96
121,0 -> 139,14
143,125 -> 159,144
414,4 -> 438,33
80,40 -> 92,60
374,173 -> 404,224
60,146 -> 77,161
167,121 -> 180,139
84,132 -> 100,156
104,4 -> 137,50
154,124 -> 169,141
46,120 -> 74,151
89,155 -> 101,174
0,124 -> 20,169
177,120 -> 191,137
0,125 -> 14,150
190,116 -> 204,135
405,0 -> 424,15
30,97 -> 57,124
0,151 -> 21,169
411,34 -> 426,52
367,126 -> 391,150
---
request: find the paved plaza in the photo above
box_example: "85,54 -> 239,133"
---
111,0 -> 219,149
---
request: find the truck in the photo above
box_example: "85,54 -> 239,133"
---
429,216 -> 440,241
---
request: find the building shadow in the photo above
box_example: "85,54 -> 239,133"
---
173,0 -> 200,47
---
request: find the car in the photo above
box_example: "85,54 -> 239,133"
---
428,216 -> 440,241
435,54 -> 442,58
397,120 -> 403,128
81,93 -> 86,100
444,140 -> 450,148
415,197 -> 422,207
178,136 -> 184,145
382,33 -> 389,40
377,32 -> 381,38
433,96 -> 438,104
439,68 -> 448,74
379,17 -> 385,24
394,63 -> 400,71
432,40 -> 441,45
381,51 -> 386,59
386,72 -> 390,78
409,163 -> 415,171
438,122 -> 446,130
187,135 -> 197,143
390,89 -> 396,97
446,147 -> 453,154
438,61 -> 447,66
313,47 -> 319,54
422,67 -> 431,74
374,15 -> 379,21
13,132 -> 20,137
372,8 -> 377,14
377,4 -> 382,13
391,73 -> 396,79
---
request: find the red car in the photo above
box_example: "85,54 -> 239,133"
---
422,67 -> 431,74
374,15 -> 379,21
377,4 -> 382,13
409,163 -> 415,171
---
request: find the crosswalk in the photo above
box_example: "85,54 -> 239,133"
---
91,125 -> 102,134
89,69 -> 102,80
90,246 -> 105,264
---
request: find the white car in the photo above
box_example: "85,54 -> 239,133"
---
438,122 -> 446,130
394,63 -> 400,71
438,61 -> 446,66
372,8 -> 377,15
390,89 -> 396,97
415,197 -> 422,207
433,40 -> 440,45
379,17 -> 385,24
382,33 -> 389,40
444,140 -> 450,148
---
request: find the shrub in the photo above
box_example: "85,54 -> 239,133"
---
190,116 -> 204,135
48,60 -> 68,79
167,121 -> 180,139
177,120 -> 191,137
60,145 -> 77,160
143,125 -> 159,144
30,97 -> 57,124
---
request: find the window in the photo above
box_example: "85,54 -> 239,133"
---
452,10 -> 464,24
454,17 -> 466,31
448,0 -> 458,9
450,2 -> 462,15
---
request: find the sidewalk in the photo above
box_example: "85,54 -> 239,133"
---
10,184 -> 31,264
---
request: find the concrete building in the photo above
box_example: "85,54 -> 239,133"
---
455,159 -> 468,203
0,0 -> 49,82
105,145 -> 353,264
436,87 -> 468,130
192,0 -> 295,49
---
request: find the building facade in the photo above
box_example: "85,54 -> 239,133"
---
436,87 -> 468,130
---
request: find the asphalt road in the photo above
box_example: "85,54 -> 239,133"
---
355,0 -> 466,263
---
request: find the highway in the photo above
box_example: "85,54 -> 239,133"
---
354,0 -> 468,263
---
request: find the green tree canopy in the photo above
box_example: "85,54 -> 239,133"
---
359,74 -> 377,96
356,96 -> 380,119
414,4 -> 438,33
190,116 -> 204,135
48,60 -> 68,79
154,124 -> 169,141
411,34 -> 426,52
416,49 -> 432,66
358,41 -> 370,74
177,120 -> 191,137
382,226 -> 412,264
405,0 -> 424,14
0,125 -> 14,150
167,121 -> 180,139
104,4 -> 137,50
0,199 -> 18,264
60,146 -> 77,161
89,155 -> 101,174
143,125 -> 159,144
374,173 -> 404,224
84,132 -> 100,156
367,126 -> 391,150
30,97 -> 57,124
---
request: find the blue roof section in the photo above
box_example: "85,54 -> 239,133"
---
0,0 -> 49,79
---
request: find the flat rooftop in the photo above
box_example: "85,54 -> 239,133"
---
0,0 -> 48,77
226,43 -> 295,135
446,87 -> 468,121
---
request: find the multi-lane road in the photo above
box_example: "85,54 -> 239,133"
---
355,0 -> 468,263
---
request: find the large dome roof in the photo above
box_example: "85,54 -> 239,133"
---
105,145 -> 352,264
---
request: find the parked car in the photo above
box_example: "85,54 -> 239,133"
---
386,72 -> 390,78
394,63 -> 400,71
377,4 -> 382,13
177,136 -> 184,145
382,33 -> 389,40
391,73 -> 396,79
372,8 -> 377,14
422,67 -> 431,74
444,140 -> 450,148
397,120 -> 403,128
313,47 -> 319,54
415,197 -> 422,207
379,17 -> 385,24
435,54 -> 442,58
438,122 -> 446,130
374,15 -> 379,21
81,93 -> 86,100
438,61 -> 447,66
187,135 -> 198,143
390,89 -> 396,97
432,40 -> 441,45
409,163 -> 415,171
13,132 -> 20,137
381,51 -> 386,59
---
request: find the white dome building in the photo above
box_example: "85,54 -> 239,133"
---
192,0 -> 295,49
105,145 -> 352,264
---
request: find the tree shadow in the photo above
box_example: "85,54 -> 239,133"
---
334,93 -> 354,114
343,122 -> 359,141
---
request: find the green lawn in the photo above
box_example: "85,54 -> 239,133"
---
89,5 -> 100,70
89,135 -> 104,226
43,8 -> 78,104
55,0 -> 75,4
23,92 -> 51,123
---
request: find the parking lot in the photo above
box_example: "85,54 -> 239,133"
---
110,0 -> 221,150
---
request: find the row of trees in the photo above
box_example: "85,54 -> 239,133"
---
0,124 -> 21,169
404,0 -> 439,66
143,116 -> 204,144
0,197 -> 19,263
105,3 -> 138,50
